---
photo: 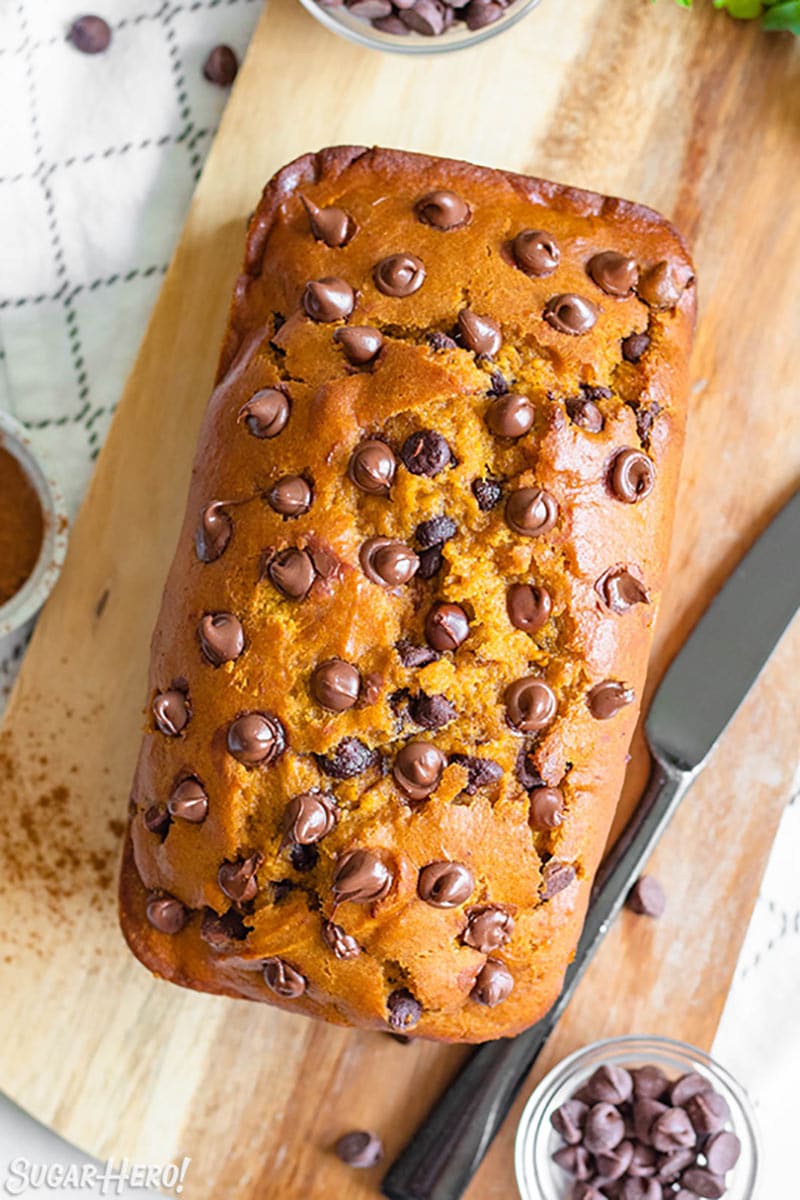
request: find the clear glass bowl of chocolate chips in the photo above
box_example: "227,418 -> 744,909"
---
515,1035 -> 761,1200
297,0 -> 543,53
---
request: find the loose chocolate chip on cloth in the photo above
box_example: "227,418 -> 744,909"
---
67,15 -> 111,54
202,45 -> 239,87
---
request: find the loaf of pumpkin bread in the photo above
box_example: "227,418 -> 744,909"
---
119,146 -> 695,1043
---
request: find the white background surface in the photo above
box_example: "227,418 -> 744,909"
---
0,1 -> 797,1196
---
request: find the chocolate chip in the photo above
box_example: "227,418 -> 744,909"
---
415,514 -> 458,547
551,1099 -> 590,1145
144,804 -> 170,837
153,688 -> 189,736
457,309 -> 502,356
588,251 -> 638,297
505,487 -> 558,537
628,1141 -> 659,1176
334,325 -> 383,365
374,253 -> 426,297
316,737 -> 376,779
202,44 -> 238,87
67,15 -> 111,54
393,741 -> 446,801
290,843 -> 319,872
637,261 -> 693,309
238,388 -> 290,438
360,537 -> 419,586
334,1130 -> 384,1168
679,1167 -> 726,1199
227,711 -> 285,765
300,195 -> 356,248
657,1148 -> 697,1182
311,659 -> 361,711
417,545 -> 444,579
565,390 -> 605,433
541,860 -> 576,900
622,332 -> 651,363
596,567 -> 650,614
303,277 -> 355,322
633,1099 -> 669,1145
333,849 -> 393,904
415,190 -> 471,230
401,1 -> 446,35
449,753 -> 503,794
425,602 -> 469,652
198,612 -> 245,665
636,401 -> 661,446
685,1090 -> 730,1136
512,229 -> 560,276
399,429 -> 452,477
408,692 -> 456,729
586,1064 -> 634,1104
609,449 -> 656,503
349,439 -> 396,494
505,676 -> 557,732
463,907 -> 514,954
397,640 -> 440,670
271,880 -> 294,903
200,907 -> 250,948
626,875 -> 666,918
515,746 -> 544,790
218,852 -> 264,903
587,680 -> 635,720
552,1145 -> 593,1179
472,477 -> 502,511
584,1103 -> 626,1154
572,1184 -> 607,1200
195,501 -> 232,562
669,1073 -> 713,1107
427,330 -> 458,351
267,475 -> 312,518
486,393 -> 535,439
266,547 -> 316,599
263,957 -> 306,999
528,786 -> 564,830
418,861 -> 474,907
168,777 -> 208,824
596,1140 -> 635,1182
620,1181 -> 663,1200
372,13 -> 411,33
322,919 -> 360,960
464,3 -> 504,30
632,1066 -> 670,1101
544,294 -> 599,335
704,1130 -> 741,1174
471,959 -> 513,1007
146,895 -> 187,934
507,582 -> 552,633
283,792 -> 338,845
650,1108 -> 696,1153
387,988 -> 422,1031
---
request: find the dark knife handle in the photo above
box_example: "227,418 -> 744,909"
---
381,753 -> 691,1200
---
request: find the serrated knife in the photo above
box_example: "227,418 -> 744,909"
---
382,485 -> 800,1200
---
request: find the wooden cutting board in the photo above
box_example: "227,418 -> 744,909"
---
1,2 -> 798,1197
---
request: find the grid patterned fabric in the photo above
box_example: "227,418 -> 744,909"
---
0,3 -> 798,1191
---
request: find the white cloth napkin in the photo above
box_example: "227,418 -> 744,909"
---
0,1 -> 796,1194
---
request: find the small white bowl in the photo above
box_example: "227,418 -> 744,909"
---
0,411 -> 69,678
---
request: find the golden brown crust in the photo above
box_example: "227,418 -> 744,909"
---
120,146 -> 695,1042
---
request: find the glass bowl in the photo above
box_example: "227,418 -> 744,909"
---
296,0 -> 543,54
515,1035 -> 761,1200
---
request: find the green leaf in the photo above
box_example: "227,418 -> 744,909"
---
762,0 -> 800,28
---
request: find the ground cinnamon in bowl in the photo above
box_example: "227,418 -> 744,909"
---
0,441 -> 45,607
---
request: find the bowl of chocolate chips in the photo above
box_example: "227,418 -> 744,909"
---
297,0 -> 543,52
515,1036 -> 760,1200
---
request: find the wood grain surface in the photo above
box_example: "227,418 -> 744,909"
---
0,1 -> 798,1197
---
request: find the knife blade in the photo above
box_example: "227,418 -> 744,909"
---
382,486 -> 800,1200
